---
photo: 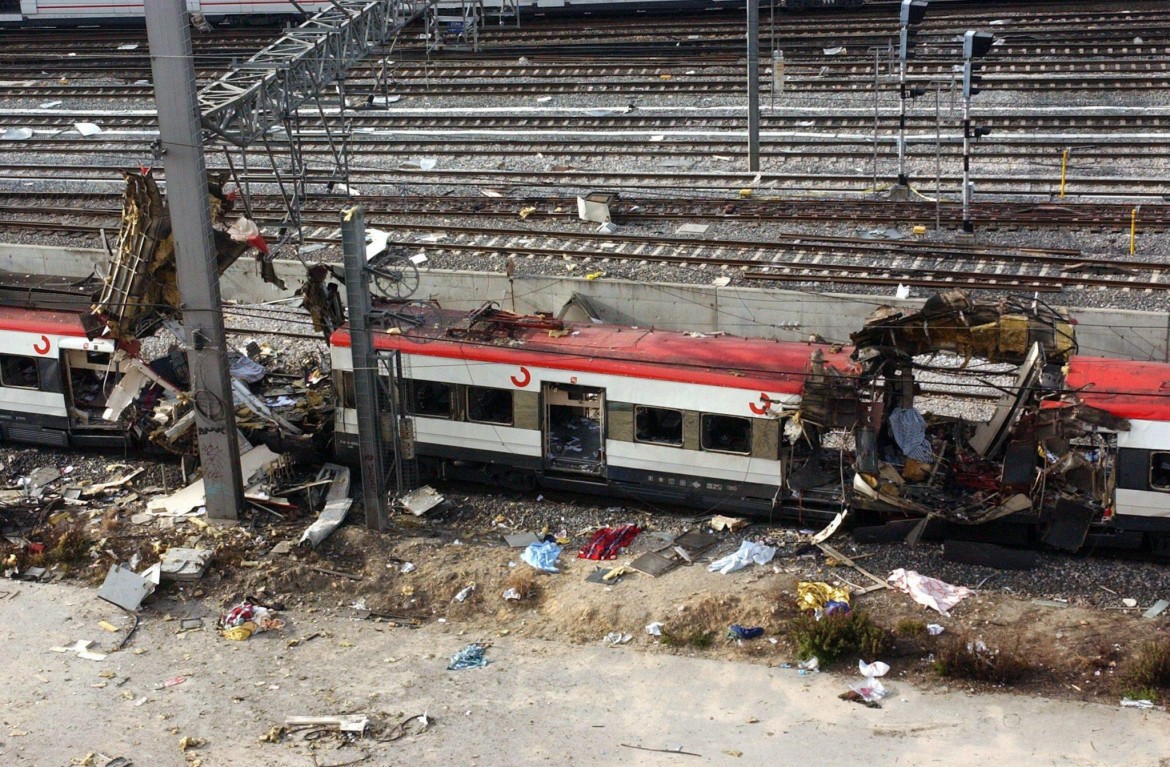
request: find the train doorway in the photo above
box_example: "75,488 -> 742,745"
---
542,382 -> 605,477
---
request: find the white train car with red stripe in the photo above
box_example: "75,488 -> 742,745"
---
0,304 -> 124,448
330,305 -> 852,520
0,0 -> 333,25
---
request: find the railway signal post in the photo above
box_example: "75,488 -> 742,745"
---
961,30 -> 994,234
897,0 -> 928,189
145,0 -> 243,521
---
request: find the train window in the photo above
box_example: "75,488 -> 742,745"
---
408,380 -> 452,418
635,406 -> 683,446
1150,452 -> 1170,492
467,386 -> 513,425
701,414 -> 752,455
0,354 -> 39,390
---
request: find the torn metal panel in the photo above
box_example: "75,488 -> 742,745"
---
970,342 -> 1045,457
148,445 -> 282,517
397,485 -> 445,516
91,170 -> 277,346
850,290 -> 1076,366
299,464 -> 353,549
231,379 -> 303,436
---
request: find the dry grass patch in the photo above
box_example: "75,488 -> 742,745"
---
1118,639 -> 1170,702
933,635 -> 1034,684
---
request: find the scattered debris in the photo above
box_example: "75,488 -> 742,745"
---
299,465 -> 352,548
453,584 -> 476,603
645,622 -> 664,636
887,569 -> 974,616
631,529 -> 718,577
603,632 -> 633,645
797,582 -> 851,614
50,639 -> 106,661
447,643 -> 489,670
578,525 -> 640,560
159,548 -> 212,582
1144,599 -> 1170,619
708,515 -> 747,533
284,715 -> 370,734
97,562 -> 160,612
577,191 -> 615,224
708,540 -> 776,574
727,625 -> 764,640
219,601 -> 283,641
396,485 -> 445,517
1121,698 -> 1156,709
521,540 -> 562,572
504,532 -> 541,548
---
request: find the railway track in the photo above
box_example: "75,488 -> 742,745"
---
0,194 -> 1162,232
0,160 -> 1164,198
3,211 -> 1165,295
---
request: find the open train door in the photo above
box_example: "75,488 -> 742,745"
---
542,382 -> 606,478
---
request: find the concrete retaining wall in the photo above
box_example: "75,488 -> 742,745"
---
2,243 -> 1166,362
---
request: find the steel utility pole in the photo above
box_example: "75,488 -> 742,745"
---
145,0 -> 243,521
897,0 -> 928,188
340,206 -> 389,531
747,0 -> 760,172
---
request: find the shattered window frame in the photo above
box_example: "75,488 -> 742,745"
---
466,385 -> 513,426
634,405 -> 684,447
335,370 -> 355,409
408,379 -> 453,419
1150,452 -> 1170,492
0,354 -> 40,390
700,413 -> 752,455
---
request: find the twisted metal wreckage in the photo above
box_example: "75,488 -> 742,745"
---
88,170 -> 331,458
38,172 -> 1129,549
808,290 -> 1115,551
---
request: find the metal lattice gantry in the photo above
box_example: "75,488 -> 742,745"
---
198,0 -> 427,147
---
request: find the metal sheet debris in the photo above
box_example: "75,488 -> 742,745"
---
299,465 -> 353,549
160,548 -> 212,581
397,485 -> 445,516
97,563 -> 159,611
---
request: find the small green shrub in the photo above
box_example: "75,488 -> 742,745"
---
896,619 -> 928,637
789,610 -> 889,666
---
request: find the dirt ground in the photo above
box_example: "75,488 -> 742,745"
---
8,507 -> 1170,767
3,579 -> 1170,767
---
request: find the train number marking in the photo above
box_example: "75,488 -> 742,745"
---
749,392 -> 772,415
510,366 -> 532,387
33,335 -> 50,355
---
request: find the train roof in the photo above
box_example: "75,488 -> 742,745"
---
332,307 -> 855,393
0,304 -> 90,337
0,270 -> 100,314
1066,355 -> 1170,421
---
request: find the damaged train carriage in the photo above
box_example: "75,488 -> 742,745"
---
330,295 -> 1170,553
839,290 -> 1161,553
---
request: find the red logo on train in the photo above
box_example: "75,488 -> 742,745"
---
749,392 -> 772,414
510,366 -> 531,387
33,335 -> 50,355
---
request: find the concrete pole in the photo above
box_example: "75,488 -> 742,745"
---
340,205 -> 389,531
897,30 -> 908,186
747,0 -> 760,173
145,0 -> 243,521
962,93 -> 973,233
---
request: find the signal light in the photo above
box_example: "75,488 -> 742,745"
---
898,0 -> 929,61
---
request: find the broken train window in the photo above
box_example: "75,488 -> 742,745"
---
0,354 -> 39,390
700,413 -> 751,455
467,386 -> 513,425
407,379 -> 452,418
335,370 -> 355,409
635,405 -> 683,446
1150,452 -> 1170,492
